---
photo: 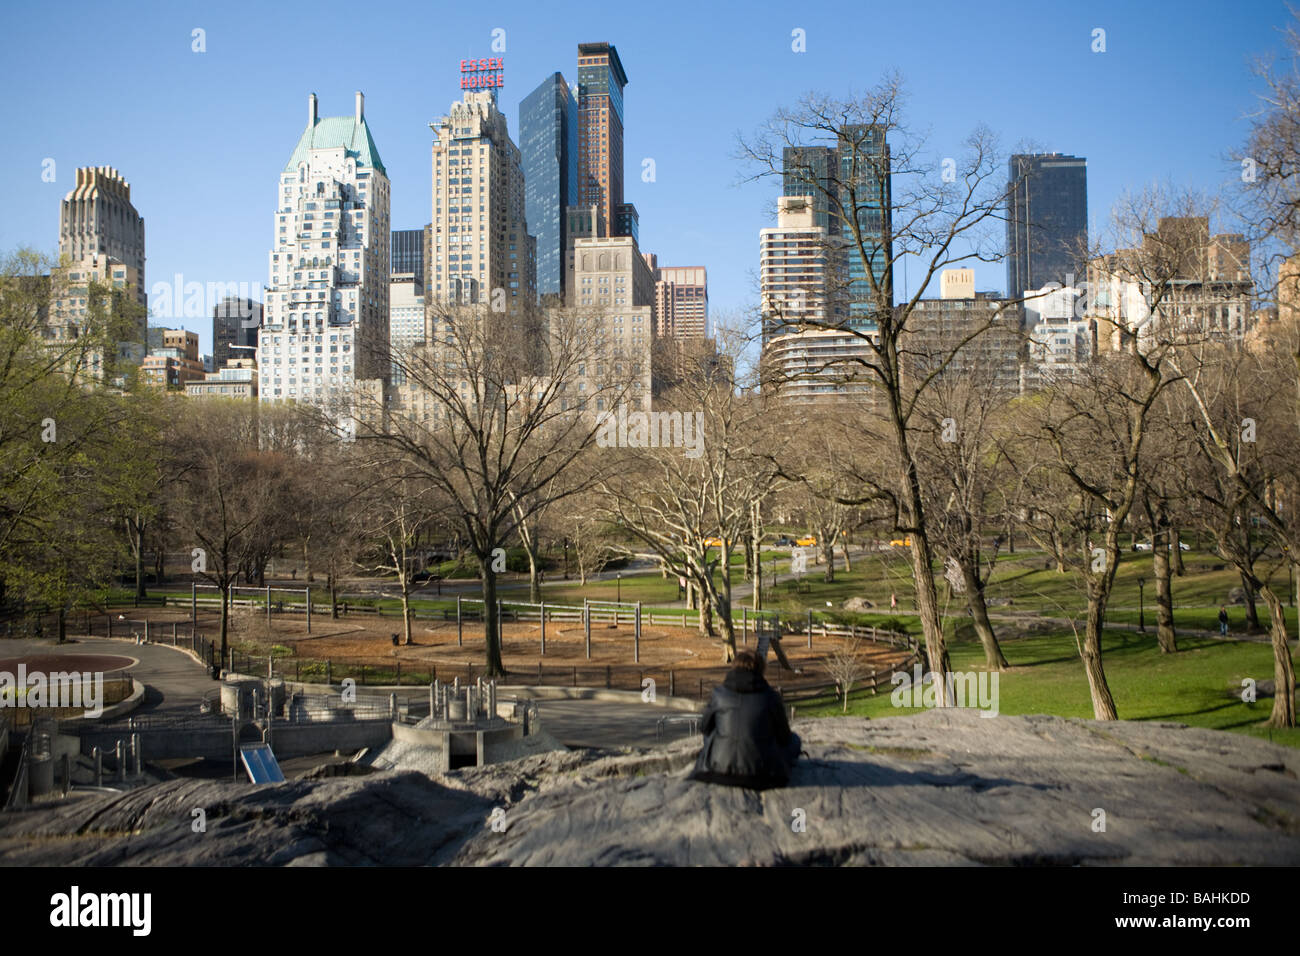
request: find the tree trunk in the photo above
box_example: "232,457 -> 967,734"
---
1171,527 -> 1185,575
57,605 -> 67,644
1082,576 -> 1120,720
400,583 -> 412,646
961,559 -> 1008,669
328,570 -> 339,619
909,533 -> 951,702
842,542 -> 852,573
132,516 -> 146,599
1260,583 -> 1296,728
219,583 -> 231,667
480,555 -> 505,678
1241,571 -> 1261,631
821,538 -> 835,583
1152,537 -> 1176,653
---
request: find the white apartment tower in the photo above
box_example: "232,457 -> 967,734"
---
428,90 -> 537,317
260,92 -> 391,409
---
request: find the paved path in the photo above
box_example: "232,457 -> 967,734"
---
0,636 -> 216,719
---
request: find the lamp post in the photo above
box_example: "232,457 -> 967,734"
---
1137,577 -> 1146,632
616,572 -> 621,604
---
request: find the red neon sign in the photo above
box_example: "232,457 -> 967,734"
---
460,57 -> 504,89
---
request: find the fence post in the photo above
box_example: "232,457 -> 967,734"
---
497,600 -> 503,646
191,581 -> 196,627
584,601 -> 591,659
456,595 -> 463,646
540,600 -> 546,656
266,585 -> 272,631
634,602 -> 641,664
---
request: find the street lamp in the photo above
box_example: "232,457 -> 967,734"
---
616,572 -> 622,604
1137,577 -> 1146,632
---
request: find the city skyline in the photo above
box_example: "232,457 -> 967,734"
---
1,0 -> 1288,357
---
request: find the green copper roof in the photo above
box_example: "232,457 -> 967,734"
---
283,116 -> 386,177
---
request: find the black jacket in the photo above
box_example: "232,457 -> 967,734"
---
689,668 -> 797,790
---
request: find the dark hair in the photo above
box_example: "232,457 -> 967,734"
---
732,649 -> 764,676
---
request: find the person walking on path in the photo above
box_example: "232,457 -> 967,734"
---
1219,605 -> 1229,636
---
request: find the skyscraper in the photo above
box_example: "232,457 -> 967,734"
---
427,89 -> 536,314
259,92 -> 391,408
212,297 -> 262,370
651,264 -> 708,338
576,42 -> 628,240
1006,153 -> 1088,299
50,166 -> 148,378
781,124 -> 892,336
390,229 -> 425,284
520,73 -> 578,302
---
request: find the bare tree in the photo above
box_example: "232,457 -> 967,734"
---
356,303 -> 632,677
826,636 -> 868,713
740,76 -> 1028,703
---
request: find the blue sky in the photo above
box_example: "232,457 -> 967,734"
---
0,0 -> 1292,354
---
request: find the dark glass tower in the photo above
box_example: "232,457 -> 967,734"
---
391,228 -> 425,283
781,125 -> 892,333
520,73 -> 578,301
1005,153 -> 1088,298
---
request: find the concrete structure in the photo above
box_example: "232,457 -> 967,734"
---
759,195 -> 871,402
389,273 -> 425,385
50,166 -> 148,382
906,291 -> 1024,395
427,89 -> 536,315
568,235 -> 655,412
212,297 -> 261,370
1088,218 -> 1253,353
520,73 -> 579,302
940,268 -> 975,300
1022,282 -> 1093,386
650,263 -> 708,338
760,196 -> 833,345
259,92 -> 391,420
185,358 -> 258,400
141,328 -> 206,389
1006,153 -> 1088,300
576,42 -> 629,240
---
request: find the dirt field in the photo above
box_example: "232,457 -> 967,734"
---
79,605 -> 912,694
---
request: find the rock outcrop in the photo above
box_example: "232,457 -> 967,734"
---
2,711 -> 1297,866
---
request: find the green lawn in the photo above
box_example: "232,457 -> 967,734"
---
799,629 -> 1300,749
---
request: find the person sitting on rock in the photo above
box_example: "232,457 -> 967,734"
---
689,649 -> 801,790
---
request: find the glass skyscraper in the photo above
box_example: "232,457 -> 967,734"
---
520,73 -> 578,301
781,124 -> 892,334
390,228 -> 424,283
1005,153 -> 1088,298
